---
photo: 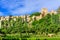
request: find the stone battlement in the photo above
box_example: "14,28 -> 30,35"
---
0,8 -> 57,21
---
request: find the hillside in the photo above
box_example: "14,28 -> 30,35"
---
0,12 -> 60,39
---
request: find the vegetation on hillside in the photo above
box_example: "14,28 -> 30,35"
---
30,12 -> 41,17
0,7 -> 60,39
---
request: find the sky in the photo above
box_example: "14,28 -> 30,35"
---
0,0 -> 60,16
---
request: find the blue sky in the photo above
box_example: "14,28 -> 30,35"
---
0,0 -> 60,16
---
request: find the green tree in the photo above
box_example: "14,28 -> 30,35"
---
30,12 -> 41,17
57,6 -> 60,13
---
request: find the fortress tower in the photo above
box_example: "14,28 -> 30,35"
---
41,8 -> 48,17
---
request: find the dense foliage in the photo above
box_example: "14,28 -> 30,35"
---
0,11 -> 60,39
30,12 -> 41,17
32,14 -> 60,34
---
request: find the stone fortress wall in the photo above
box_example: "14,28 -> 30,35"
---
0,8 -> 58,28
0,8 -> 57,22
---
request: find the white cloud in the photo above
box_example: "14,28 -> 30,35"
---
0,0 -> 60,15
9,0 -> 43,15
0,0 -> 24,10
